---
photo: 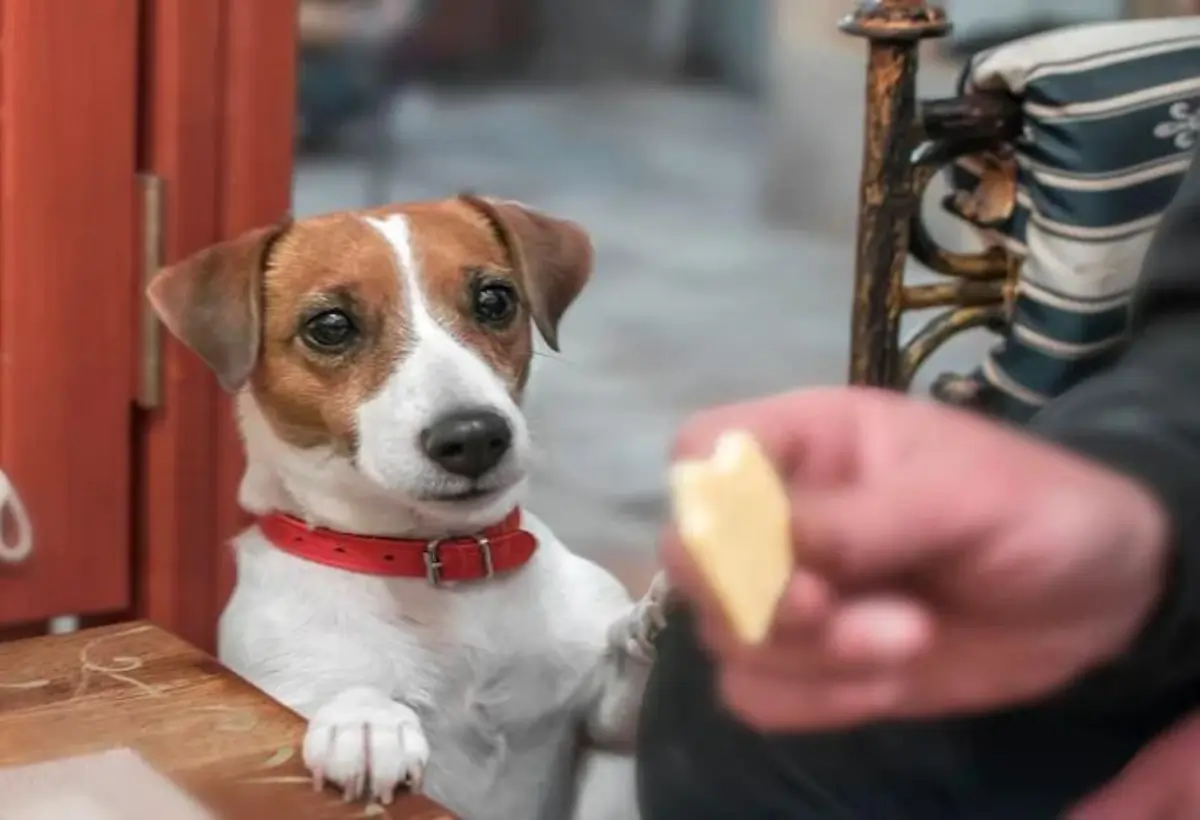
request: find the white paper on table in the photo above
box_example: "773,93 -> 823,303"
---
0,748 -> 214,820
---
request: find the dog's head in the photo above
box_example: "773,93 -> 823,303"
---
147,195 -> 592,526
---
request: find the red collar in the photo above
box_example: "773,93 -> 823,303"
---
257,509 -> 537,584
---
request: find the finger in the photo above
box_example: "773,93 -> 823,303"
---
671,387 -> 880,485
822,594 -> 934,667
694,570 -> 834,660
718,665 -> 905,732
673,389 -> 999,584
664,506 -> 834,624
790,481 -> 987,583
708,593 -> 931,683
777,570 -> 835,631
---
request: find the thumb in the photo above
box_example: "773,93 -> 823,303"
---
793,481 -> 989,583
1066,779 -> 1174,820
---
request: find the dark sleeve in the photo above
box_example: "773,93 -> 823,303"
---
1029,151 -> 1200,700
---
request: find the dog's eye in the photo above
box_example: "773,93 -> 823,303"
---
302,309 -> 358,351
472,281 -> 518,327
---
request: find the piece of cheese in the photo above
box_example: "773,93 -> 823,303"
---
669,430 -> 793,645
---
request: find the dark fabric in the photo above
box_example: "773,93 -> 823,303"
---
638,609 -> 1193,820
637,141 -> 1200,820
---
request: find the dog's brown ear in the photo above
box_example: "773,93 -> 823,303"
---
460,195 -> 593,351
146,218 -> 291,392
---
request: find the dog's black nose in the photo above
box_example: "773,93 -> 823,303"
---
420,410 -> 513,479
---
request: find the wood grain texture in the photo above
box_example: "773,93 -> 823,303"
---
137,0 -> 225,649
0,623 -> 455,819
212,0 -> 299,638
0,0 -> 137,621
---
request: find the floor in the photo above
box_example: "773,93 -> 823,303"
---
291,77 -> 992,818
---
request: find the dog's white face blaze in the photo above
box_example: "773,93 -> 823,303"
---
353,214 -> 529,520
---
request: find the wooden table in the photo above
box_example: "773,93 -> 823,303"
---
0,622 -> 454,819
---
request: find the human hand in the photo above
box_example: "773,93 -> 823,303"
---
663,387 -> 1168,731
1069,710 -> 1200,820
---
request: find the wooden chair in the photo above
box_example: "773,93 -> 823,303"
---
844,2 -> 1200,421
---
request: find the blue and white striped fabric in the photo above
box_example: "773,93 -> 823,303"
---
947,18 -> 1200,422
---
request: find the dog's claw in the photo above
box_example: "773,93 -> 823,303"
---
343,772 -> 361,802
609,571 -> 671,664
651,606 -> 668,630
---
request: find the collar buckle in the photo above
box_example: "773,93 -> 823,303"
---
423,535 -> 494,586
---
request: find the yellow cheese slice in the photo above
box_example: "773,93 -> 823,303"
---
669,430 -> 793,645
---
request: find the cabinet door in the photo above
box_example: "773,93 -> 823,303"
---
138,0 -> 296,653
213,0 -> 298,639
0,0 -> 139,624
137,0 -> 226,650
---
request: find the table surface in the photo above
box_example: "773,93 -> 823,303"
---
0,621 -> 454,819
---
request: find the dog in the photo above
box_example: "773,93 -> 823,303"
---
146,195 -> 668,820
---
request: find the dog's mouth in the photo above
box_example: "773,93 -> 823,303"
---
417,481 -> 517,506
428,487 -> 496,502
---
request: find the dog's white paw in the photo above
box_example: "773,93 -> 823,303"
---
609,572 -> 672,664
302,686 -> 429,804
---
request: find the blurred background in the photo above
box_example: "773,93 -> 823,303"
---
292,0 -> 1192,594
291,1 -> 1196,817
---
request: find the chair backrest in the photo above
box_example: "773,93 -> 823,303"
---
843,5 -> 1200,421
945,18 -> 1200,421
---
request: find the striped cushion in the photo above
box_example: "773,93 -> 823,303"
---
946,18 -> 1200,422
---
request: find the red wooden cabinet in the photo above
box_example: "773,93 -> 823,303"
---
0,0 -> 297,652
0,0 -> 139,625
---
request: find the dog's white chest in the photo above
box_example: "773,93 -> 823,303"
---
417,648 -> 590,819
401,593 -> 607,818
220,522 -> 631,820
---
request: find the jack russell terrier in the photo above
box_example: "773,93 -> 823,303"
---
146,195 -> 669,820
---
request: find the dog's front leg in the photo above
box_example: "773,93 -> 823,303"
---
244,655 -> 429,803
583,572 -> 671,749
